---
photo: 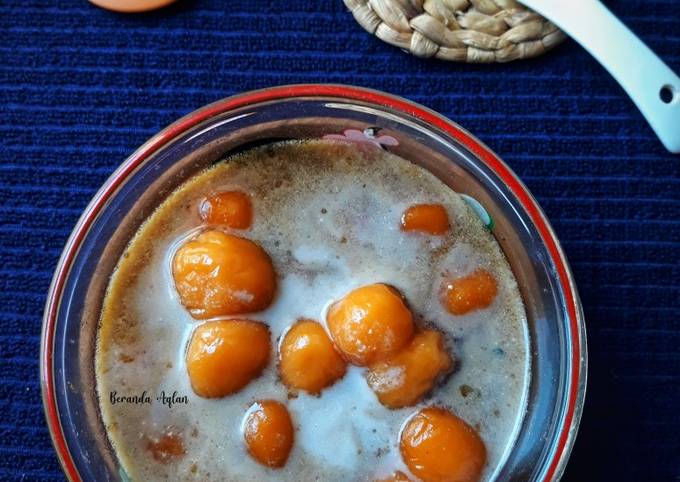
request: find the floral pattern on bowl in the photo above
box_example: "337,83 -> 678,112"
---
323,127 -> 399,149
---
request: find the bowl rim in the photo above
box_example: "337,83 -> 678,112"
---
40,83 -> 587,482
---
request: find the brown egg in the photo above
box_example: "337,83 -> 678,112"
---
243,400 -> 294,468
367,330 -> 453,408
89,0 -> 177,13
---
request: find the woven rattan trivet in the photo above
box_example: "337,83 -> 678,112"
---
345,0 -> 566,62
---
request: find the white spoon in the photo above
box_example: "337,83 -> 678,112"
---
519,0 -> 680,153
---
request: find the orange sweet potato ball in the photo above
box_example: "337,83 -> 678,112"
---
400,204 -> 450,235
367,330 -> 453,409
186,320 -> 270,398
199,191 -> 253,229
243,400 -> 294,468
145,430 -> 185,464
442,269 -> 498,316
375,471 -> 413,482
172,230 -> 276,319
400,407 -> 486,482
326,284 -> 414,366
279,319 -> 347,394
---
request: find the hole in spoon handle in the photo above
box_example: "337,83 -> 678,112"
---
659,84 -> 677,104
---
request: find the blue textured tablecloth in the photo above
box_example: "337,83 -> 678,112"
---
1,0 -> 678,480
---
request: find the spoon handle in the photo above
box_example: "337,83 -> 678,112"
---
521,0 -> 680,153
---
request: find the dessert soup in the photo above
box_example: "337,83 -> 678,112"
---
95,139 -> 530,482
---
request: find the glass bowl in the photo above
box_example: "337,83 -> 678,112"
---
41,84 -> 587,482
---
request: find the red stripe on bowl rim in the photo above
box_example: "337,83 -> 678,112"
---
41,84 -> 585,482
